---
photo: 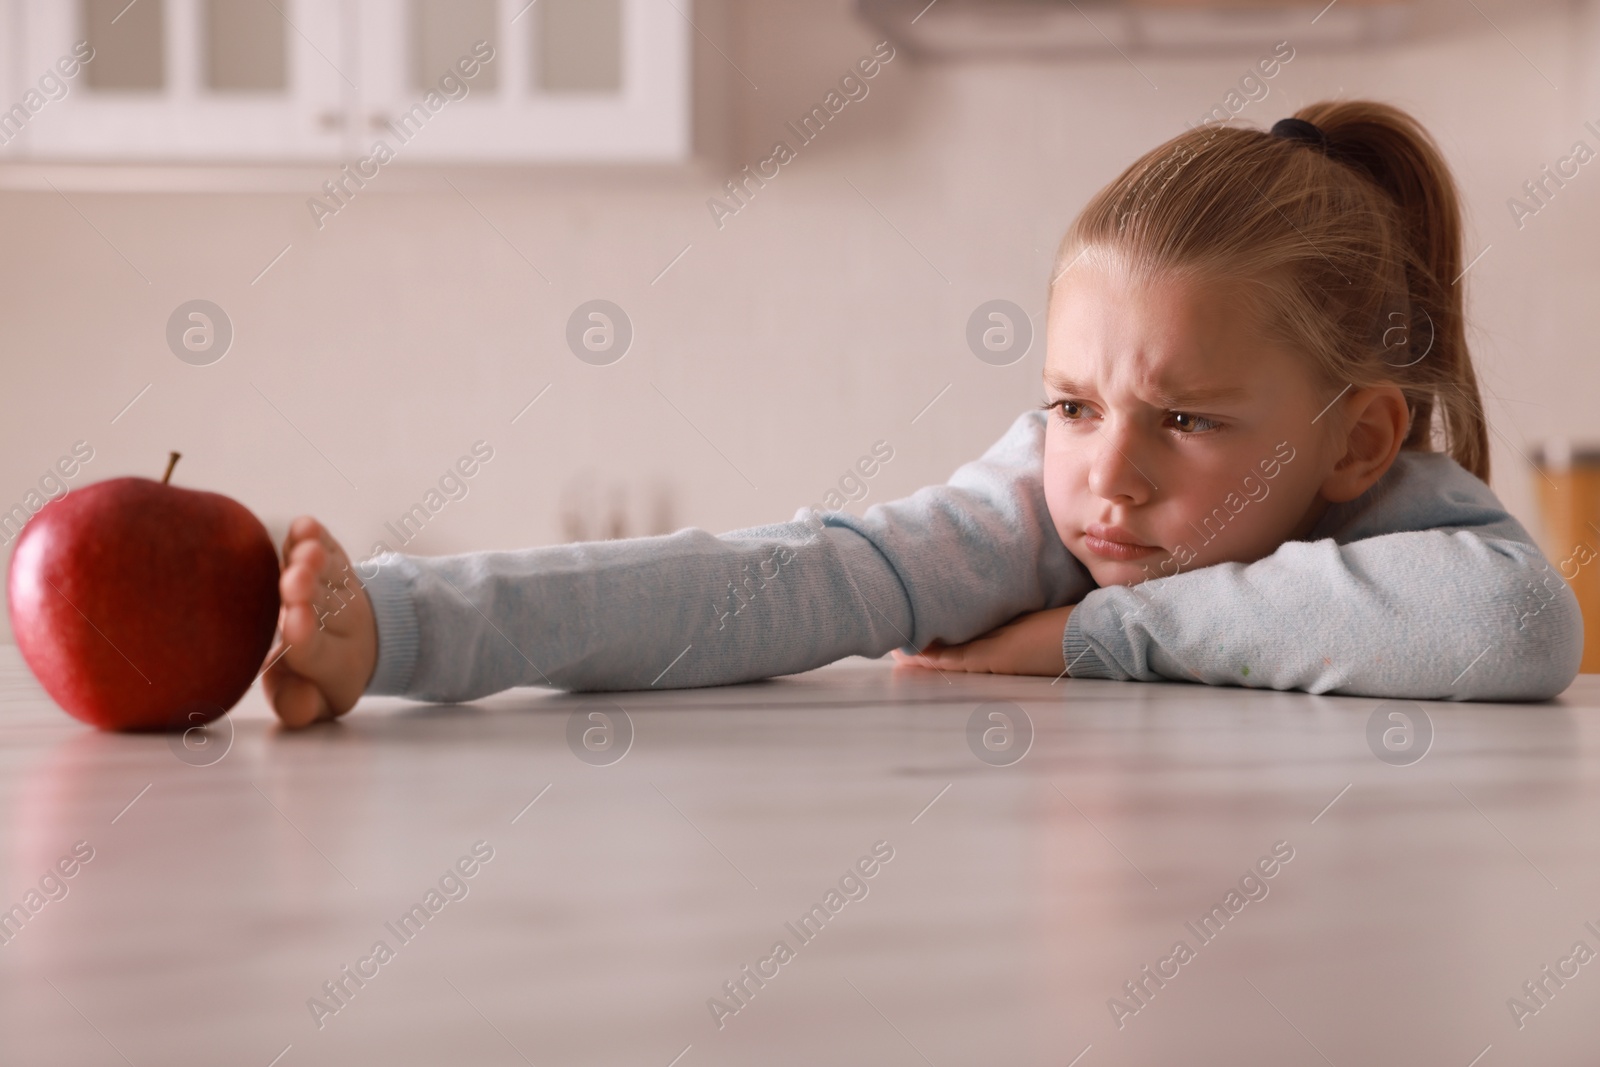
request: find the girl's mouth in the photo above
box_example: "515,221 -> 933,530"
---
1083,524 -> 1160,560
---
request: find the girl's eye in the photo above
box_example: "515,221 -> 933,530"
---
1042,399 -> 1094,422
1170,412 -> 1220,434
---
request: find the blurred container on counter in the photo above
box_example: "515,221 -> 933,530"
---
1533,441 -> 1600,673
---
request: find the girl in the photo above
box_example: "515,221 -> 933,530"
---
264,100 -> 1583,727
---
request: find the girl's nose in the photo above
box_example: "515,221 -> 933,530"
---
1087,421 -> 1156,505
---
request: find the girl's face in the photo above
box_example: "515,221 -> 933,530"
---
1042,263 -> 1343,588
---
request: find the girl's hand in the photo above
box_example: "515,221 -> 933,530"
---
890,606 -> 1075,677
263,516 -> 378,728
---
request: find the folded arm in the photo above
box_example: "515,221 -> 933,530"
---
1064,454 -> 1584,701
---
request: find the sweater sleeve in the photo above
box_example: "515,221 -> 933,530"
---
361,409 -> 1093,701
1062,452 -> 1585,701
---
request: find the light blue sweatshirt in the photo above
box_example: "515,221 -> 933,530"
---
360,409 -> 1584,703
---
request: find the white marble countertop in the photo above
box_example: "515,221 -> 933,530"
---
2,645 -> 1598,1066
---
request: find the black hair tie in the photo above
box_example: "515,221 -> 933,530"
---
1270,117 -> 1329,154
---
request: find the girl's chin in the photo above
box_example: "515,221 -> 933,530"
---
1083,557 -> 1172,588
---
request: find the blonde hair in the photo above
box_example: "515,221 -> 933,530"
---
1050,100 -> 1489,482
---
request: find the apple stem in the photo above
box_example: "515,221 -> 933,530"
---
161,452 -> 181,485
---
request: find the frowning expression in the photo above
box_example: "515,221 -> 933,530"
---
1042,261 -> 1343,588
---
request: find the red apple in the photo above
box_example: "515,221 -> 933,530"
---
6,454 -> 280,732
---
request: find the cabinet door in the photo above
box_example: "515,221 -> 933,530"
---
7,0 -> 348,160
352,0 -> 690,163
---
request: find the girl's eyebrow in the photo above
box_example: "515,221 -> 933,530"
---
1043,372 -> 1247,407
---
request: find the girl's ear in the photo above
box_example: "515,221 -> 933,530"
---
1319,385 -> 1410,503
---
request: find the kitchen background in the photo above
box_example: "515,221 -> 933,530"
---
0,0 -> 1595,644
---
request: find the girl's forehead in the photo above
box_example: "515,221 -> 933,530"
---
1045,266 -> 1299,397
1049,281 -> 1248,374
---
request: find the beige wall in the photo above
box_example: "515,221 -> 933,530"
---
2,0 -> 1597,644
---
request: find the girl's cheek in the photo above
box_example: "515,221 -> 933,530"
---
1043,447 -> 1068,505
1041,460 -> 1076,530
1042,427 -> 1109,546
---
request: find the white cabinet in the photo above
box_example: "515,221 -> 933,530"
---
353,0 -> 689,163
0,0 -> 690,163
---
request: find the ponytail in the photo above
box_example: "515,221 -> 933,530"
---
1298,101 -> 1489,481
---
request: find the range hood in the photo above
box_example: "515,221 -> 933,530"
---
856,0 -> 1416,56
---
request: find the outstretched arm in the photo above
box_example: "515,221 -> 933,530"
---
359,409 -> 1093,702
